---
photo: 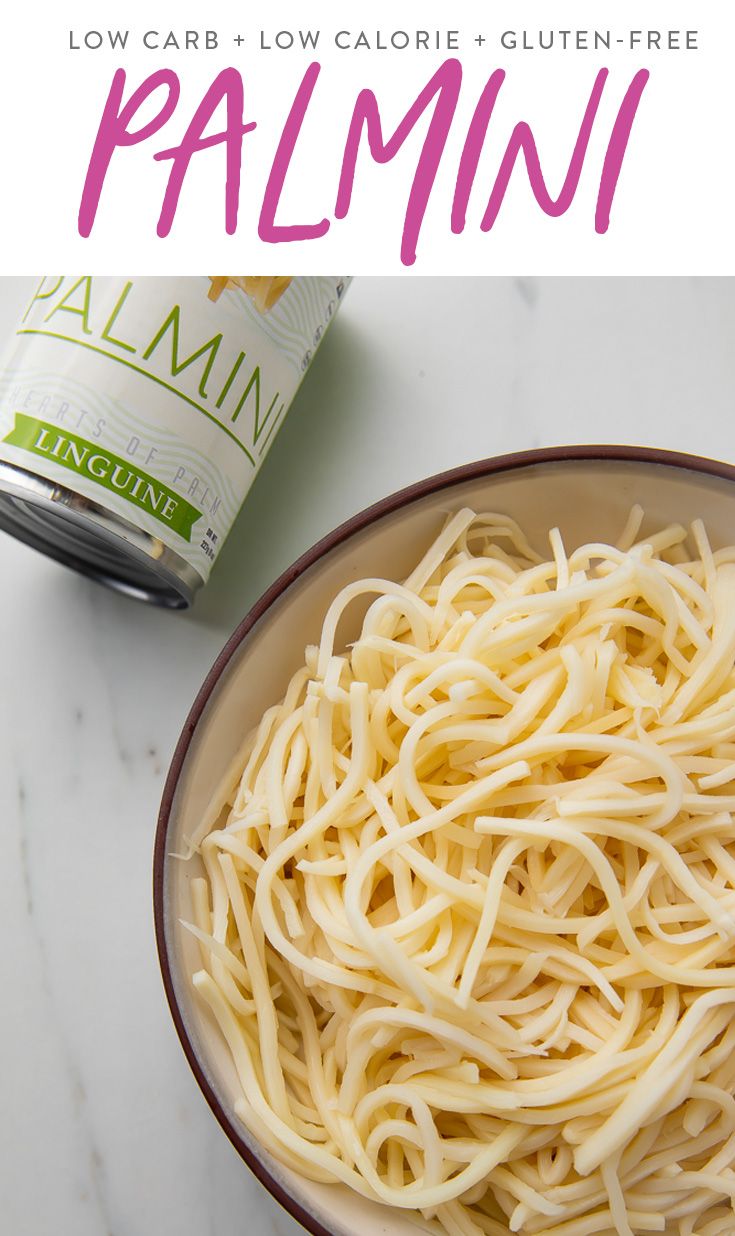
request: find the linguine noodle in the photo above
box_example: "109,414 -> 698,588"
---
186,507 -> 735,1235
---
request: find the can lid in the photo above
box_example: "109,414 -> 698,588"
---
0,462 -> 202,609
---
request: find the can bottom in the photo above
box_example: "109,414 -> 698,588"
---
0,462 -> 203,609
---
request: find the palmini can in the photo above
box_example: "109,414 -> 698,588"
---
0,275 -> 349,607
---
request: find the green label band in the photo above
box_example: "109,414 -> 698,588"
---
3,413 -> 203,542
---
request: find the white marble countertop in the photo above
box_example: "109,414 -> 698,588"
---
2,276 -> 735,1236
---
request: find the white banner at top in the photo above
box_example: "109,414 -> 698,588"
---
0,0 -> 731,273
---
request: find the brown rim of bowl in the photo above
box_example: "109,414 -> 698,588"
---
153,442 -> 735,1235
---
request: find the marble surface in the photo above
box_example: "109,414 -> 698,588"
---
2,275 -> 735,1236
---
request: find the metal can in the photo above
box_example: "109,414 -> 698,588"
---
0,276 -> 349,607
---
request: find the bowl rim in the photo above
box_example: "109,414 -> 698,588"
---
153,442 -> 735,1236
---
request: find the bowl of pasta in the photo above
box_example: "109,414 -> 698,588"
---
154,445 -> 735,1236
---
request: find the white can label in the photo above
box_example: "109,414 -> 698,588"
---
0,276 -> 348,582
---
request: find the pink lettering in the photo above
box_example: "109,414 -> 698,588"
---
452,70 -> 606,233
78,69 -> 179,237
259,63 -> 330,242
77,61 -> 651,261
480,69 -> 608,231
154,68 -> 256,237
452,71 -> 506,233
335,58 -> 463,265
596,70 -> 650,232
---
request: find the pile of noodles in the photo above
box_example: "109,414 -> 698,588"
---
185,507 -> 735,1236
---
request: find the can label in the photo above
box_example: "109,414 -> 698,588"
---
0,276 -> 348,583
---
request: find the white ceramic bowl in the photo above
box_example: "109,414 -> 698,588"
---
154,445 -> 735,1236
